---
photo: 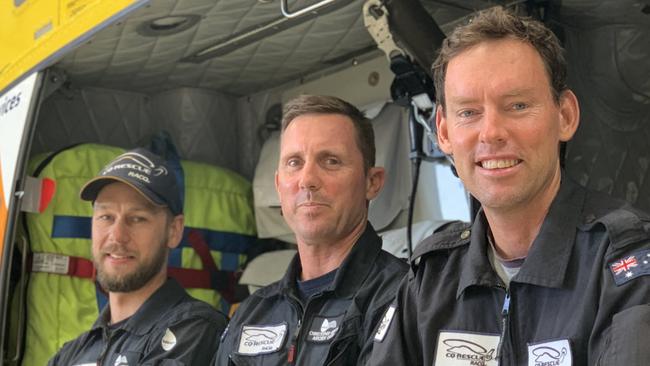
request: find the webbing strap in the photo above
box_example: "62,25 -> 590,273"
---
51,216 -> 91,239
28,252 -> 217,290
47,215 -> 254,299
29,252 -> 95,278
186,229 -> 243,304
51,215 -> 255,253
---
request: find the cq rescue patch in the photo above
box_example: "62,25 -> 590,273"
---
237,323 -> 287,355
307,314 -> 344,342
374,305 -> 396,342
435,331 -> 500,366
608,249 -> 650,286
527,339 -> 572,366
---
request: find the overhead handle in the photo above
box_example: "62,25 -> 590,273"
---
281,0 -> 336,18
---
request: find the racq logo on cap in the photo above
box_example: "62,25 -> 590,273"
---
102,152 -> 168,184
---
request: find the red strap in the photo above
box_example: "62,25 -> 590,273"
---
67,256 -> 95,279
187,230 -> 219,272
187,229 -> 243,303
27,253 -> 95,279
29,253 -> 216,290
168,267 -> 212,289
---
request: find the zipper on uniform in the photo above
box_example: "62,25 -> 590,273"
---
287,319 -> 302,364
495,291 -> 510,361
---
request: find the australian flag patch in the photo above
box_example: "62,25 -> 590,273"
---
608,249 -> 650,286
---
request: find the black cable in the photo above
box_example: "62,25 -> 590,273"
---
406,105 -> 424,263
407,155 -> 421,263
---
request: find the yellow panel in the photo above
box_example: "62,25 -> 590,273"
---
0,0 -> 143,93
0,158 -> 6,260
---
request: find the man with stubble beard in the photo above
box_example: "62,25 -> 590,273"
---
213,95 -> 408,365
48,148 -> 227,366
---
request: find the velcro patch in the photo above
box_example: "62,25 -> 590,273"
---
374,305 -> 396,342
237,323 -> 287,355
608,249 -> 650,286
527,339 -> 572,366
306,314 -> 344,343
435,331 -> 500,365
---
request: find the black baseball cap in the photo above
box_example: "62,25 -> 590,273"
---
80,148 -> 183,215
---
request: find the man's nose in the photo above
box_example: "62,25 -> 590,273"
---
109,218 -> 130,243
298,160 -> 322,191
478,108 -> 508,145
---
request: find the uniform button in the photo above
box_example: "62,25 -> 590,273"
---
460,230 -> 471,240
584,214 -> 596,224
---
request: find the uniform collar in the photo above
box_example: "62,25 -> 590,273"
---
456,212 -> 499,298
457,178 -> 587,297
280,222 -> 383,299
93,278 -> 186,336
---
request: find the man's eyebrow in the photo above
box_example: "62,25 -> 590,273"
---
447,88 -> 537,105
446,96 -> 479,106
502,88 -> 536,97
93,202 -> 159,213
279,150 -> 302,161
316,149 -> 341,157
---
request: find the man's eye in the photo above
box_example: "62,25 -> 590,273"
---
512,102 -> 528,110
458,110 -> 475,118
96,214 -> 112,221
287,158 -> 301,167
130,216 -> 146,224
325,158 -> 340,165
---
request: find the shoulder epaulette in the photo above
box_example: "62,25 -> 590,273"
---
582,207 -> 650,250
411,220 -> 471,264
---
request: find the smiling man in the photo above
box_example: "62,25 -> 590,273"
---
369,6 -> 650,366
48,148 -> 227,366
213,95 -> 408,365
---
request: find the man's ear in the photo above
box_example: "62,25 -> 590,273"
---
558,90 -> 580,142
365,167 -> 385,201
167,214 -> 184,249
436,105 -> 453,154
274,170 -> 281,199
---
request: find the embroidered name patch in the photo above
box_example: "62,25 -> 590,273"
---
237,323 -> 287,355
527,339 -> 572,366
307,314 -> 343,342
374,305 -> 396,342
608,249 -> 650,286
435,331 -> 500,365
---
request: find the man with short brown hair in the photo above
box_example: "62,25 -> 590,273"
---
48,148 -> 227,365
369,7 -> 650,365
214,95 -> 408,365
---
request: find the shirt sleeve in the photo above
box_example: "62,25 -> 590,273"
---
597,304 -> 650,365
140,312 -> 227,365
366,273 -> 422,366
594,242 -> 650,364
47,353 -> 60,366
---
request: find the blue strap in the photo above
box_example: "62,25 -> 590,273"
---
95,283 -> 108,312
179,228 -> 254,254
51,216 -> 91,238
51,215 -> 255,254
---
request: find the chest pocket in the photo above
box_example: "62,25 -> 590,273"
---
322,315 -> 362,366
228,352 -> 285,366
108,350 -> 142,366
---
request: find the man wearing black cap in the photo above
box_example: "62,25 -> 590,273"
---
48,148 -> 227,366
